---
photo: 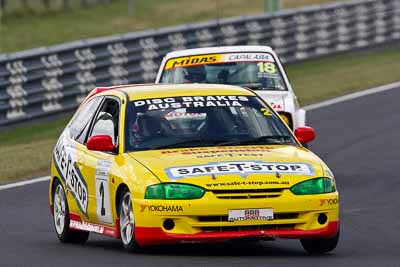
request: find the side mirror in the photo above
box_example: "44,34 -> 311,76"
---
87,135 -> 115,152
294,127 -> 315,145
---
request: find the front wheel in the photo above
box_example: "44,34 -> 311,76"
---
52,180 -> 89,244
300,230 -> 339,254
119,189 -> 141,252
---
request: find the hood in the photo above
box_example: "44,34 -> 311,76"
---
128,145 -> 324,190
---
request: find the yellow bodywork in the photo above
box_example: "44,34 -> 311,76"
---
49,84 -> 339,242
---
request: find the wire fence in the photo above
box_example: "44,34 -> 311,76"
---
0,0 -> 123,14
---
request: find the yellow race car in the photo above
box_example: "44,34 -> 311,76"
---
49,84 -> 339,254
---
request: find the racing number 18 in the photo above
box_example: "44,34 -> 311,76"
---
257,62 -> 276,74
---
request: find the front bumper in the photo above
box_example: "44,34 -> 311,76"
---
135,221 -> 339,246
133,190 -> 339,246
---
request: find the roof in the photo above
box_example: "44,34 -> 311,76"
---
92,83 -> 256,101
163,45 -> 275,59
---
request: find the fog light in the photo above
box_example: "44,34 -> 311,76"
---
163,219 -> 175,230
317,213 -> 328,225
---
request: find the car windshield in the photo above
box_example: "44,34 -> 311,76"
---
160,52 -> 286,91
125,94 -> 296,152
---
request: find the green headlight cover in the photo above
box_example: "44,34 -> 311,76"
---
291,178 -> 336,195
145,183 -> 205,199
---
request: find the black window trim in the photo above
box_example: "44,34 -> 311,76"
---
70,96 -> 104,144
86,95 -> 122,154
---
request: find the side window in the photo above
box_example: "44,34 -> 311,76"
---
88,98 -> 120,146
69,96 -> 103,142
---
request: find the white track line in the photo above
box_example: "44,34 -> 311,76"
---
304,81 -> 400,111
1,81 -> 399,191
0,176 -> 50,191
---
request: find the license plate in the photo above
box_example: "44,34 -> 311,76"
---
228,208 -> 274,222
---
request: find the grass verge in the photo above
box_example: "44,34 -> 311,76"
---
0,117 -> 70,184
1,0 -> 345,53
287,45 -> 400,104
1,44 -> 399,183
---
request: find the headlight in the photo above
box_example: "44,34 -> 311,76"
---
145,183 -> 205,199
291,178 -> 336,195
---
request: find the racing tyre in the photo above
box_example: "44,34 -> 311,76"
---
300,230 -> 339,254
52,180 -> 89,244
119,189 -> 141,252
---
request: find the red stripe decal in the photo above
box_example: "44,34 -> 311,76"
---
68,213 -> 120,239
135,221 -> 339,246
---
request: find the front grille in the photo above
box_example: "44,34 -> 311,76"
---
211,189 -> 284,199
200,224 -> 296,232
198,213 -> 299,222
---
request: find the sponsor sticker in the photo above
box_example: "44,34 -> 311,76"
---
165,54 -> 221,70
195,153 -> 264,159
205,180 -> 289,188
166,161 -> 315,180
165,111 -> 206,120
225,53 -> 274,62
161,146 -> 272,155
270,102 -> 284,110
228,208 -> 274,222
140,204 -> 183,212
265,96 -> 284,111
53,135 -> 88,216
70,220 -> 104,234
320,198 -> 339,206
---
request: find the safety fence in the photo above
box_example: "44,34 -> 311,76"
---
0,0 -> 118,14
0,0 -> 399,126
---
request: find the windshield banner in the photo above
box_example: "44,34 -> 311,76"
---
133,95 -> 250,111
165,52 -> 275,70
166,161 -> 315,180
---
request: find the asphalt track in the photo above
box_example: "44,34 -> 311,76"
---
1,87 -> 400,267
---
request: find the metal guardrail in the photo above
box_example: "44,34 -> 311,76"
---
0,0 -> 399,126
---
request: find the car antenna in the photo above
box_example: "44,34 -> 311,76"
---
215,0 -> 221,46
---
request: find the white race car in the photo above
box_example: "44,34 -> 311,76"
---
155,46 -> 306,129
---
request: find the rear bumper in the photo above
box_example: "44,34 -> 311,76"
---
135,221 -> 339,246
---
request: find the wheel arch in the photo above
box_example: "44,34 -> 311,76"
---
115,183 -> 130,218
49,176 -> 63,206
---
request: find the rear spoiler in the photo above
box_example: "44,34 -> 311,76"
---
82,84 -> 147,104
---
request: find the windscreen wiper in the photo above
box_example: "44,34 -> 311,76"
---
239,83 -> 281,91
216,135 -> 292,146
153,138 -> 227,150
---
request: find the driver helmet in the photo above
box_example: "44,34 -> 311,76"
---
184,65 -> 207,83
